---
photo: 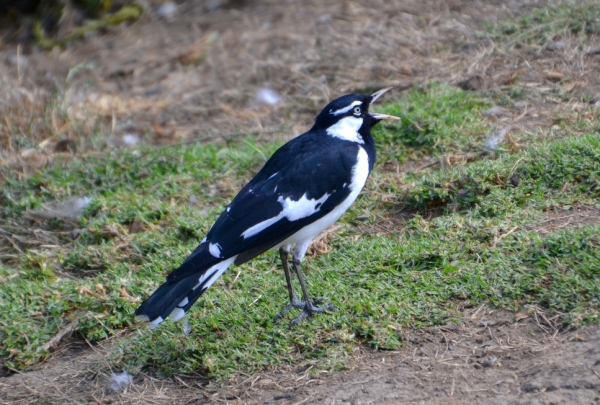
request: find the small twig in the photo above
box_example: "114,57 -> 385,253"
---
415,160 -> 440,171
371,222 -> 395,235
231,270 -> 242,287
249,295 -> 262,306
5,366 -> 24,374
291,394 -> 314,405
491,226 -> 518,247
41,319 -> 79,352
0,228 -> 24,254
0,273 -> 21,283
533,312 -> 551,334
470,302 -> 488,319
537,311 -> 558,333
175,375 -> 194,389
539,214 -> 577,224
414,151 -> 487,172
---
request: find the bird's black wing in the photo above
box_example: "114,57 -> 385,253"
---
166,133 -> 362,283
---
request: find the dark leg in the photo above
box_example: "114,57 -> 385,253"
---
280,247 -> 296,304
288,257 -> 336,327
273,247 -> 305,322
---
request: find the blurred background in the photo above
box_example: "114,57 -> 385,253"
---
1,0 -> 567,171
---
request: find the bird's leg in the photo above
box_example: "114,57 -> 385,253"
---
288,257 -> 336,327
280,247 -> 297,304
273,247 -> 304,322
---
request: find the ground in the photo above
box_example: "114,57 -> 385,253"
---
4,307 -> 600,404
1,0 -> 600,403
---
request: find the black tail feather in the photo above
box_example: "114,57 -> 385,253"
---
135,275 -> 201,326
135,255 -> 237,327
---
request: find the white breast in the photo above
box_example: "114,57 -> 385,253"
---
280,146 -> 370,258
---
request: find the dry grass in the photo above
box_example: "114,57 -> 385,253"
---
4,0 -> 582,172
0,64 -> 111,177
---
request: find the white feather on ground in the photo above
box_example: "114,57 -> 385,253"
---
24,196 -> 92,220
110,371 -> 133,392
485,127 -> 509,150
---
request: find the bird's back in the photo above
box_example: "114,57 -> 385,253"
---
169,131 -> 369,280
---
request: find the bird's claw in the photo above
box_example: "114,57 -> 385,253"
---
272,298 -> 336,327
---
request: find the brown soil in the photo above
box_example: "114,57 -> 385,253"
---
2,0 -> 600,404
4,0 -> 598,169
2,307 -> 600,404
191,307 -> 600,405
538,205 -> 600,234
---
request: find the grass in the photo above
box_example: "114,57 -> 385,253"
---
484,0 -> 600,49
0,63 -> 110,173
403,131 -> 600,211
1,0 -> 600,381
374,82 -> 490,164
1,81 -> 599,378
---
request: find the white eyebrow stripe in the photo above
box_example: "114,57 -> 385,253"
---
330,100 -> 362,116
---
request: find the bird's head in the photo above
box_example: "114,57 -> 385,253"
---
312,87 -> 399,136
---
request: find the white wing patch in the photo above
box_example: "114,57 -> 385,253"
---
169,307 -> 185,321
283,192 -> 330,221
241,192 -> 330,239
330,100 -> 363,116
326,116 -> 364,143
192,256 -> 237,291
278,146 -> 370,262
149,316 -> 164,329
209,242 -> 222,258
241,213 -> 284,239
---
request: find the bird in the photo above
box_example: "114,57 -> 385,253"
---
135,87 -> 399,328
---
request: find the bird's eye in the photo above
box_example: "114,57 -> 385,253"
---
353,106 -> 362,115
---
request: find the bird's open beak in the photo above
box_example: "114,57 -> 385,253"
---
370,112 -> 400,120
370,87 -> 400,120
371,87 -> 392,103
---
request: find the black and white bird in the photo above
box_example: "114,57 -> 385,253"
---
135,88 -> 399,327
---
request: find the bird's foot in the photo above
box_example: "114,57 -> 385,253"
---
273,298 -> 336,327
289,299 -> 336,328
272,298 -> 306,323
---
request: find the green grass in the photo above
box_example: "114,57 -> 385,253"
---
484,0 -> 600,49
374,82 -> 490,164
0,139 -> 283,368
2,0 -> 600,373
1,83 -> 599,378
403,131 -> 600,211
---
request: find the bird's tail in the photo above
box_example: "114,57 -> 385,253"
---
135,256 -> 236,328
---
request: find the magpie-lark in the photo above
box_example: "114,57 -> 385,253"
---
135,88 -> 399,327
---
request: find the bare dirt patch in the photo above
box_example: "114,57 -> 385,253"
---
538,205 -> 600,233
240,308 -> 600,405
4,0 -> 585,166
2,307 -> 600,404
